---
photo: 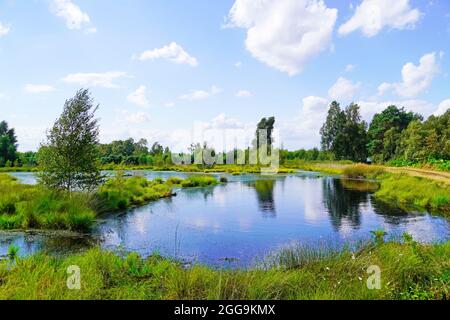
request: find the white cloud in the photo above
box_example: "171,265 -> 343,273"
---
434,99 -> 450,116
124,112 -> 151,124
338,0 -> 421,37
51,0 -> 95,32
328,77 -> 360,101
377,52 -> 440,98
165,102 -> 175,107
62,71 -> 127,88
234,61 -> 243,68
136,42 -> 198,66
0,22 -> 10,37
24,84 -> 56,94
280,96 -> 330,148
357,99 -> 435,122
180,86 -> 222,101
127,85 -> 149,107
226,0 -> 338,76
235,90 -> 252,98
345,64 -> 356,72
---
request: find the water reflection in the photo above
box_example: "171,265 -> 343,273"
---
322,178 -> 370,230
246,180 -> 276,216
1,172 -> 448,267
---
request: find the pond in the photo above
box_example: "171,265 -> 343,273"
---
1,171 -> 449,267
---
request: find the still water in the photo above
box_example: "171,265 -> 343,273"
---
1,171 -> 449,266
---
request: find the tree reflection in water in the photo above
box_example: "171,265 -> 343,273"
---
322,178 -> 371,230
246,179 -> 277,217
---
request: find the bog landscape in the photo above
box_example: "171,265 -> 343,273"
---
0,0 -> 449,301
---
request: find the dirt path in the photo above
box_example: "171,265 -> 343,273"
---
385,167 -> 450,185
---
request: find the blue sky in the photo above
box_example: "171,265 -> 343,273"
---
0,0 -> 449,152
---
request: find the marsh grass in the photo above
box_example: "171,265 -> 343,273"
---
179,175 -> 219,188
93,174 -> 173,212
375,174 -> 450,215
0,239 -> 448,300
342,164 -> 386,179
0,174 -> 95,232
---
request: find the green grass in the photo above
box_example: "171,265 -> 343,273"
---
179,175 -> 219,188
0,239 -> 448,300
93,174 -> 174,212
342,164 -> 386,179
375,174 -> 450,215
0,174 -> 95,232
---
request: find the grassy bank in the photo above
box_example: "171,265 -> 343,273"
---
342,164 -> 450,216
0,175 -> 95,232
0,173 -> 221,232
0,238 -> 448,300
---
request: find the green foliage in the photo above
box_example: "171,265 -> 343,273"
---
98,138 -> 172,167
0,121 -> 18,167
367,105 -> 421,163
7,244 -> 20,261
320,102 -> 367,162
0,241 -> 448,300
38,89 -> 102,192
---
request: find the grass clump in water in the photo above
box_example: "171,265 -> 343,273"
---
179,175 -> 219,188
94,173 -> 173,212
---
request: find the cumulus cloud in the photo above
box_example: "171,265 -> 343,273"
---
226,0 -> 338,75
339,0 -> 421,37
24,84 -> 56,94
62,71 -> 127,88
0,22 -> 10,37
135,42 -> 198,67
434,99 -> 450,116
235,90 -> 252,98
280,96 -> 330,148
328,77 -> 360,101
127,85 -> 149,107
180,86 -> 222,101
51,0 -> 95,32
377,52 -> 440,98
357,99 -> 435,122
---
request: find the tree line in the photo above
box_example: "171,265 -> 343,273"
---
319,101 -> 450,165
1,91 -> 449,172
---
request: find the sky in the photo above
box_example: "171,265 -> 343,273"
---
0,0 -> 450,152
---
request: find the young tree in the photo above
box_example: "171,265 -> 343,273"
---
38,89 -> 102,192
